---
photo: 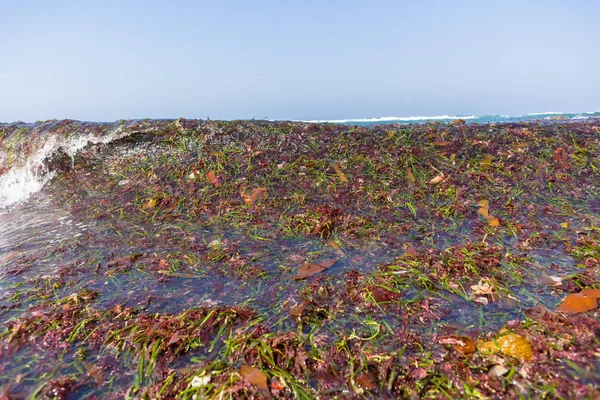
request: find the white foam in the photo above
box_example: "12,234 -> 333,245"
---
302,115 -> 478,123
526,111 -> 564,116
0,126 -> 125,209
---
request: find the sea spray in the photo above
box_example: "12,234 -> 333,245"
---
0,120 -> 174,209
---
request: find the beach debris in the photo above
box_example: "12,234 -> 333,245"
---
293,259 -> 338,280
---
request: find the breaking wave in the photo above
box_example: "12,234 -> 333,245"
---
0,119 -> 176,210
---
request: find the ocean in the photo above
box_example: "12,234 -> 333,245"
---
302,111 -> 600,125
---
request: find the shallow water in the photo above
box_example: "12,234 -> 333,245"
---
0,119 -> 598,398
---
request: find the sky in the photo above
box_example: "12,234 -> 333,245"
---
1,0 -> 598,122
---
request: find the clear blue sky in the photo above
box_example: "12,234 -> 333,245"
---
1,0 -> 598,122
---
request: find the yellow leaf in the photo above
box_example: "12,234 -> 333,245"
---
477,207 -> 490,219
477,199 -> 489,209
142,198 -> 158,210
209,151 -> 225,158
481,155 -> 493,170
560,222 -> 568,229
333,164 -> 349,183
488,217 -> 500,227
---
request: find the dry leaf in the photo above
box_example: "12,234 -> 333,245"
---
477,199 -> 489,209
477,207 -> 490,219
581,288 -> 600,298
293,259 -> 338,280
240,365 -> 270,397
209,151 -> 225,158
434,141 -> 450,147
333,164 -> 349,183
557,292 -> 598,313
241,187 -> 268,205
488,217 -> 500,227
477,199 -> 499,226
406,168 -> 415,183
141,198 -> 158,210
481,155 -> 493,170
206,170 -> 221,187
439,336 -> 476,356
328,240 -> 345,257
355,372 -> 377,390
560,222 -> 568,229
429,174 -> 444,185
405,244 -> 418,256
251,187 -> 268,203
368,286 -> 398,303
290,304 -> 306,319
471,279 -> 494,296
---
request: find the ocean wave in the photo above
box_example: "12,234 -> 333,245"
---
0,126 -> 126,209
304,115 -> 478,123
0,120 -> 177,210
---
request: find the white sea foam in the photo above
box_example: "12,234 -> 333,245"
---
0,126 -> 126,210
526,111 -> 564,116
303,115 -> 478,123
